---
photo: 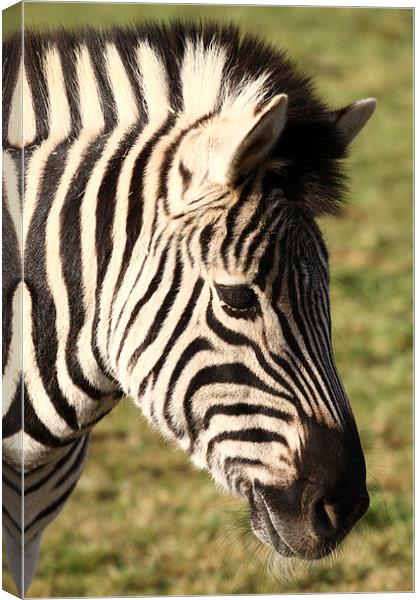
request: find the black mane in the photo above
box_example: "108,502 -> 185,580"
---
4,20 -> 348,215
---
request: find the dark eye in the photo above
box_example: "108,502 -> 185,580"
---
215,284 -> 259,310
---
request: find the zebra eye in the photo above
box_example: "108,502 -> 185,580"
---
215,284 -> 259,310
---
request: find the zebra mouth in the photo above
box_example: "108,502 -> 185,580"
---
250,490 -> 296,558
249,486 -> 356,561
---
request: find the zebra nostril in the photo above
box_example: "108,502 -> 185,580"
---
306,483 -> 369,541
312,498 -> 339,538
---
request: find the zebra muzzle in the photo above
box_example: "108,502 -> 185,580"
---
249,476 -> 369,560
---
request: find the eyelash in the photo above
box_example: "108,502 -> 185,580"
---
214,284 -> 259,317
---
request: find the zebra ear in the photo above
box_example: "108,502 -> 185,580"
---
212,93 -> 288,184
334,98 -> 377,147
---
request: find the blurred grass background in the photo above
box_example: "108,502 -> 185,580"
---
3,2 -> 413,596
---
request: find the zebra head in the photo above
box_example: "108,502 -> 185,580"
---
117,90 -> 376,560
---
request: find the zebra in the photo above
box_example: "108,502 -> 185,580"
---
2,21 -> 376,595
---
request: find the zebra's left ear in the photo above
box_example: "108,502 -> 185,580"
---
334,98 -> 377,147
212,93 -> 288,184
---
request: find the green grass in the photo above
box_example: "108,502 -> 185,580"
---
3,3 -> 413,596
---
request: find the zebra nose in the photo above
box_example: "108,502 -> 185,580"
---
303,482 -> 370,540
310,496 -> 340,538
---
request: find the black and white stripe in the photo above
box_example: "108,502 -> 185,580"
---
2,22 -> 376,594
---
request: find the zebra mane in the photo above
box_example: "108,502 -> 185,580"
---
4,20 -> 348,215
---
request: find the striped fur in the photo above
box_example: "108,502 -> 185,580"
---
2,22 -> 375,594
